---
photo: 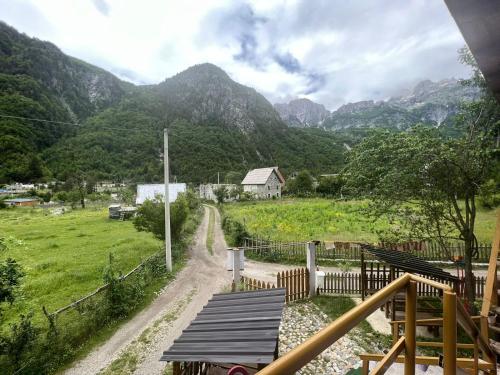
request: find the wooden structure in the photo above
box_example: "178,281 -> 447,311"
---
276,268 -> 309,302
161,288 -> 286,374
360,244 -> 459,319
3,197 -> 39,207
255,273 -> 496,375
481,213 -> 500,356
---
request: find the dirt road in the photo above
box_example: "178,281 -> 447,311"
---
64,205 -> 231,375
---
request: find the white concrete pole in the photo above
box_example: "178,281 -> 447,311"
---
164,129 -> 172,272
232,248 -> 241,286
307,241 -> 317,297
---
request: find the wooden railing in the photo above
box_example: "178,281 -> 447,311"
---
481,213 -> 500,341
256,273 -> 496,375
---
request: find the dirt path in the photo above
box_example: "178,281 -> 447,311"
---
65,205 -> 231,375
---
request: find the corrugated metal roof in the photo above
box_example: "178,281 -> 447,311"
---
135,183 -> 186,205
241,167 -> 284,185
160,288 -> 286,364
362,244 -> 458,282
4,198 -> 39,202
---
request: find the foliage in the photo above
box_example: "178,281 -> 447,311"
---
221,215 -> 249,247
316,175 -> 345,198
0,312 -> 40,368
344,48 -> 499,303
133,193 -> 192,242
213,185 -> 228,204
0,258 -> 24,305
286,170 -> 314,197
103,254 -> 143,318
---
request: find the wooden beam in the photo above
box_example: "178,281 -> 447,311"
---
370,336 -> 405,375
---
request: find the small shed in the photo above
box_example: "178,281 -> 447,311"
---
108,205 -> 137,220
3,197 -> 40,207
161,288 -> 286,374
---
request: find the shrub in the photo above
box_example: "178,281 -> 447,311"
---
222,216 -> 249,246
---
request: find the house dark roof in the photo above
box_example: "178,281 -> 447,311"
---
445,0 -> 500,102
361,244 -> 459,282
160,288 -> 286,364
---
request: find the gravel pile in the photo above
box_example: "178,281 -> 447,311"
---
279,301 -> 364,374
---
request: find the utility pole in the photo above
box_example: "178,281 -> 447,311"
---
217,172 -> 220,185
164,129 -> 172,272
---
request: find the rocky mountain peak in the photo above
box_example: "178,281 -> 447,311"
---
274,98 -> 330,127
156,63 -> 284,132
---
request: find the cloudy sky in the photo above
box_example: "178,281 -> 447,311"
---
1,0 -> 471,110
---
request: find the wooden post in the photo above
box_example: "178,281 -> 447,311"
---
404,280 -> 417,375
173,362 -> 181,375
443,291 -> 457,375
232,248 -> 241,287
307,241 -> 317,297
164,129 -> 172,272
361,250 -> 365,300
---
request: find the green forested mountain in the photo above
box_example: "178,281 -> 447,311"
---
0,23 -> 351,183
0,21 -> 130,182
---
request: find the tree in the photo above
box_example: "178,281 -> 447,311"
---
133,194 -> 190,241
287,170 -> 314,196
346,125 -> 498,304
213,186 -> 228,204
316,175 -> 344,197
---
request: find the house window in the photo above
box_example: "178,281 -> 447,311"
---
276,185 -> 279,190
268,193 -> 271,198
268,186 -> 270,190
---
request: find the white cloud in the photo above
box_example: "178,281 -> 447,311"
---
0,0 -> 471,110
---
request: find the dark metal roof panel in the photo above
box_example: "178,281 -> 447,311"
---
362,244 -> 459,282
445,0 -> 500,102
160,288 -> 286,364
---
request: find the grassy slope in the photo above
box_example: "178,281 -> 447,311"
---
0,207 -> 162,325
224,199 -> 497,243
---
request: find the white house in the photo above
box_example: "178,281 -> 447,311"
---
136,183 -> 186,205
199,183 -> 238,202
241,167 -> 285,199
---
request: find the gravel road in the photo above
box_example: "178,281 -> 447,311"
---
64,205 -> 231,375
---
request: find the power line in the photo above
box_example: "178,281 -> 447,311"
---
0,114 -> 162,133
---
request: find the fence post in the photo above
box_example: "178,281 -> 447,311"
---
232,248 -> 241,287
307,241 -> 317,297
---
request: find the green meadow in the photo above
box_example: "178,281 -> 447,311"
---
223,199 -> 498,243
0,207 -> 162,324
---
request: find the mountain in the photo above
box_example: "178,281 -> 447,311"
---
276,79 -> 478,130
0,21 -> 130,182
274,98 -> 330,128
0,23 -> 349,183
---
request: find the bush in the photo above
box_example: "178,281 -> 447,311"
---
133,193 -> 193,241
222,216 -> 249,246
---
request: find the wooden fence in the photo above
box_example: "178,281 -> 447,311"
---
317,270 -> 486,298
276,268 -> 310,302
243,237 -> 492,263
238,275 -> 276,291
48,252 -> 160,317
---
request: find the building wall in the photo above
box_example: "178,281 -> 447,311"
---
242,171 -> 282,199
199,184 -> 238,202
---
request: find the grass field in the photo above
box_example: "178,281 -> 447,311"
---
223,199 -> 498,243
0,206 -> 162,324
